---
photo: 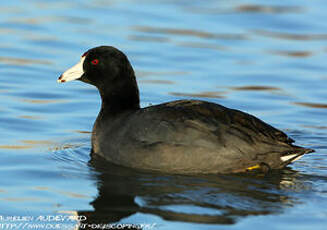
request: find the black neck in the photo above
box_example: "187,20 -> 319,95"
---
98,82 -> 140,116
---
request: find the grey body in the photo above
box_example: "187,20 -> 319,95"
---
92,100 -> 311,174
59,46 -> 313,174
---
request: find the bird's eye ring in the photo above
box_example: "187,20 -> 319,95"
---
91,59 -> 99,65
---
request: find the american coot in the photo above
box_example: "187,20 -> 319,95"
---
58,46 -> 314,174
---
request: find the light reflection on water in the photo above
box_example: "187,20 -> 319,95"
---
0,0 -> 327,229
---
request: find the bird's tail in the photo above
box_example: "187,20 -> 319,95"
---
280,146 -> 314,164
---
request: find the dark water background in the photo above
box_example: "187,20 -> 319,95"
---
1,0 -> 327,229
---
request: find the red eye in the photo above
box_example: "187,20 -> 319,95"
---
91,59 -> 99,65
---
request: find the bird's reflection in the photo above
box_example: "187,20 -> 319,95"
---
76,154 -> 308,229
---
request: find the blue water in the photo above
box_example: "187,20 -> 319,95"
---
1,0 -> 327,229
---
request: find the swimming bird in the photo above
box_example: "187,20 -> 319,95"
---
58,46 -> 314,174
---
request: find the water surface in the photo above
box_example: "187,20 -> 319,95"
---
0,0 -> 327,229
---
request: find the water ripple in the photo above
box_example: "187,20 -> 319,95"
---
0,0 -> 326,228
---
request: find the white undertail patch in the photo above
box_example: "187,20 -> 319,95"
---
280,154 -> 303,162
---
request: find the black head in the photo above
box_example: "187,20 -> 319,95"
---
59,46 -> 140,113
